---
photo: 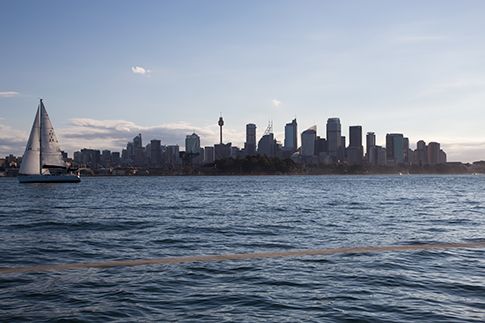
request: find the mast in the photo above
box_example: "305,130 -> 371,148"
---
39,100 -> 43,174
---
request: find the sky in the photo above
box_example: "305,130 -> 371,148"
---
1,0 -> 485,162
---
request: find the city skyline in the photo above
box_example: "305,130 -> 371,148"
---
1,1 -> 485,161
0,109 -> 482,163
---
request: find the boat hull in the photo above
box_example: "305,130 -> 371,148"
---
18,174 -> 81,183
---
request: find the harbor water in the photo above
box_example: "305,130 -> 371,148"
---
0,175 -> 484,322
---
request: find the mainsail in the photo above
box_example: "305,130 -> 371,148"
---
39,101 -> 66,168
19,107 -> 41,175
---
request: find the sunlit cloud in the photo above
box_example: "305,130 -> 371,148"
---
271,99 -> 282,108
0,91 -> 19,98
56,118 -> 244,153
131,66 -> 151,75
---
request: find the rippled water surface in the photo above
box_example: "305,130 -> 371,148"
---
1,175 -> 484,322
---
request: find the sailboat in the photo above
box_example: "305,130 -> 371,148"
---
18,99 -> 80,183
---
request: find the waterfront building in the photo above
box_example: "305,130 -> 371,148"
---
244,123 -> 257,156
79,148 -> 101,169
428,142 -> 441,165
101,150 -> 111,168
284,118 -> 298,153
386,133 -> 404,164
204,146 -> 215,163
347,126 -> 363,165
111,152 -> 121,166
403,137 -> 410,164
185,133 -> 201,155
301,126 -> 317,157
214,143 -> 232,160
415,140 -> 427,166
375,146 -> 387,166
164,145 -> 181,167
366,132 -> 376,164
326,118 -> 342,161
257,133 -> 277,157
439,149 -> 447,164
315,137 -> 328,156
150,139 -> 162,167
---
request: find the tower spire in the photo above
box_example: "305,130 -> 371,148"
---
218,115 -> 224,144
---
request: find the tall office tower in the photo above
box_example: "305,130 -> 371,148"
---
349,126 -> 362,147
366,132 -> 376,164
101,150 -> 111,168
150,139 -> 162,167
185,133 -> 201,155
132,133 -> 145,166
439,149 -> 447,164
340,136 -> 346,161
347,126 -> 363,165
427,142 -> 441,165
315,137 -> 328,155
416,140 -> 428,166
204,146 -> 215,164
244,123 -> 257,156
403,137 -> 410,164
375,146 -> 387,166
133,133 -> 142,149
218,116 -> 224,144
214,143 -> 232,160
165,145 -> 180,167
284,118 -> 298,152
301,126 -> 317,157
257,133 -> 277,157
386,133 -> 404,164
326,118 -> 342,160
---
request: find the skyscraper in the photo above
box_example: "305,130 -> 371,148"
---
386,133 -> 404,164
284,118 -> 298,152
150,139 -> 162,167
185,133 -> 201,155
326,118 -> 342,161
257,133 -> 277,157
366,132 -> 376,164
133,133 -> 145,166
244,123 -> 257,156
347,126 -> 363,165
301,126 -> 316,157
428,142 -> 440,165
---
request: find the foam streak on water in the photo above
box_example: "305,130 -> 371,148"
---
0,175 -> 484,322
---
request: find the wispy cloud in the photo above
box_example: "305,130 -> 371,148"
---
394,35 -> 447,44
417,78 -> 485,98
442,140 -> 485,162
0,91 -> 19,98
56,118 -> 244,153
271,99 -> 282,108
0,121 -> 27,156
131,66 -> 151,75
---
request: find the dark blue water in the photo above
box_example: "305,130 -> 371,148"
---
0,175 -> 484,322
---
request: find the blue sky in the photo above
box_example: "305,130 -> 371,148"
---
1,0 -> 485,161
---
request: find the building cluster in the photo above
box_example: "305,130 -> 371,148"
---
70,116 -> 447,169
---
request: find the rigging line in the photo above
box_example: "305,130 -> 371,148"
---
0,241 -> 484,275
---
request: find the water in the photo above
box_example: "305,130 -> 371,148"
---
0,175 -> 484,322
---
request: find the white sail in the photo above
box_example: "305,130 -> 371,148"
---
39,101 -> 66,168
19,107 -> 41,175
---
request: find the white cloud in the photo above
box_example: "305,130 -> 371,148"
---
0,91 -> 19,98
56,118 -> 244,154
271,99 -> 281,108
0,121 -> 28,156
131,66 -> 151,75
